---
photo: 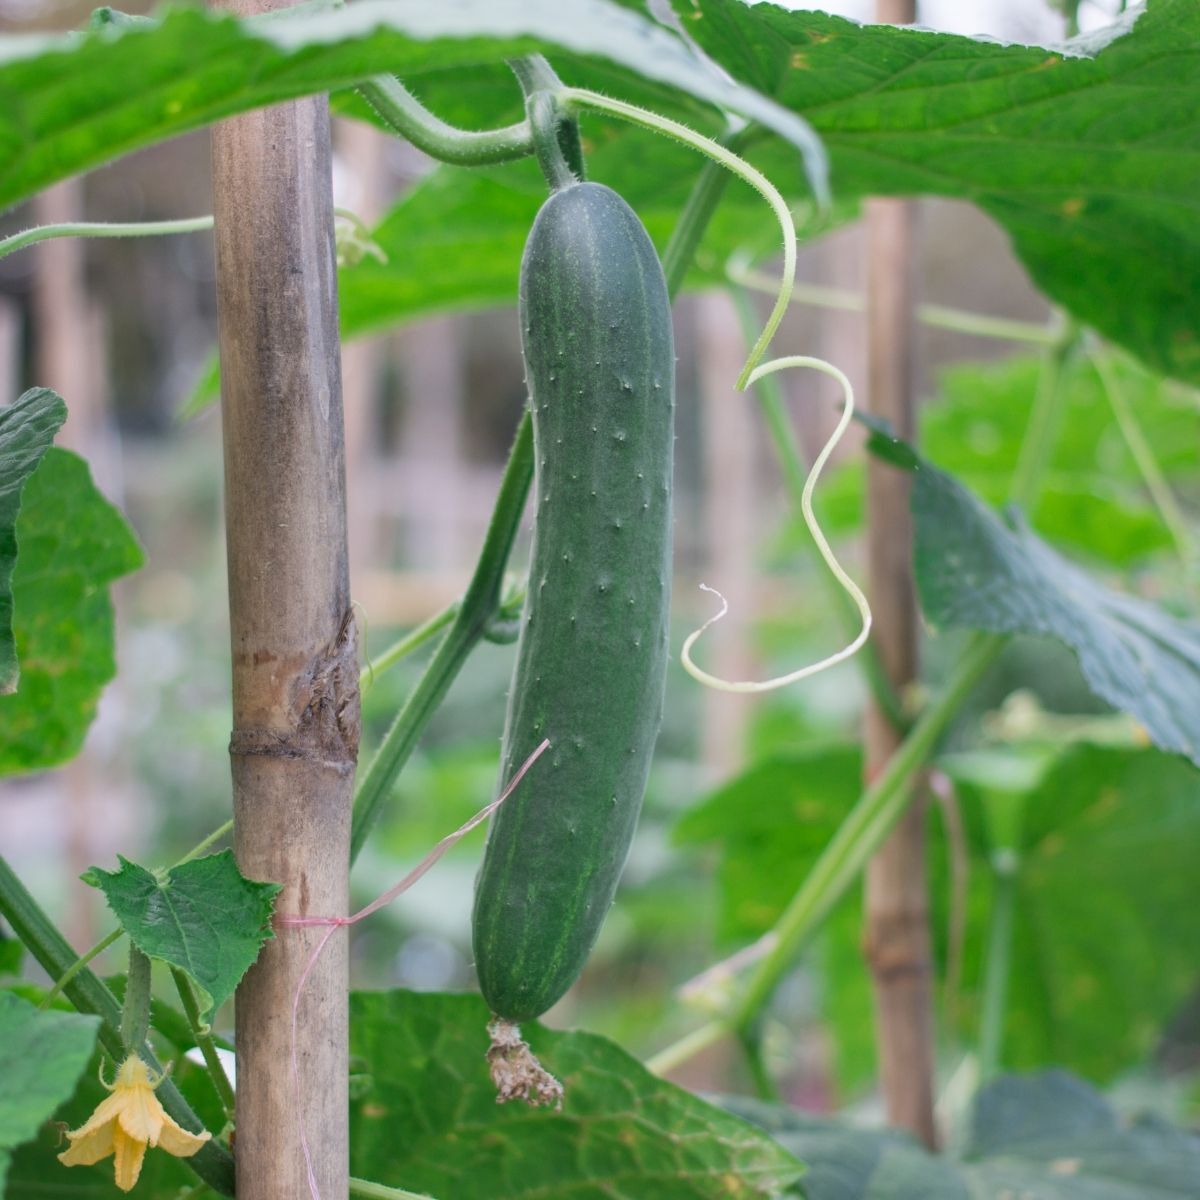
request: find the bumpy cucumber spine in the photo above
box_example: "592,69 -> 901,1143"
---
472,181 -> 674,1026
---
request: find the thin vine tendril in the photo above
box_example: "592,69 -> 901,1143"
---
682,358 -> 871,692
560,87 -> 871,693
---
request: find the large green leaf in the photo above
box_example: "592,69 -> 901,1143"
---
675,745 -> 861,946
0,448 -> 143,775
349,989 -> 804,1199
676,0 -> 1200,384
941,743 -> 1200,1081
0,388 -> 66,694
866,429 -> 1200,768
0,0 -> 825,216
84,851 -> 281,1023
961,1072 -> 1200,1196
0,991 -> 99,1193
722,1070 -> 1200,1199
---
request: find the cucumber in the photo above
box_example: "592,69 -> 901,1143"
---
472,181 -> 674,1025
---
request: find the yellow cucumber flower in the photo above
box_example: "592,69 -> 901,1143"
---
58,1054 -> 211,1192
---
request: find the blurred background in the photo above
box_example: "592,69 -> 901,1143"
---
4,0 -> 1197,1126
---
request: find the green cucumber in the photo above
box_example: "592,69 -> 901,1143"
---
472,181 -> 674,1024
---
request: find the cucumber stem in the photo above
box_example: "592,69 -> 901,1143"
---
507,56 -> 586,181
1090,346 -> 1198,576
526,91 -> 578,193
1010,326 -> 1077,510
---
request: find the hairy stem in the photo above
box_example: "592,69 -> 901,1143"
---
0,216 -> 213,261
508,56 -> 586,181
360,601 -> 459,691
526,91 -> 577,193
171,967 -> 236,1119
357,75 -> 532,166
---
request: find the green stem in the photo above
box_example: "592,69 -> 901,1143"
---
171,967 -> 236,1118
729,262 -> 1059,347
0,856 -> 236,1196
357,75 -> 533,166
729,286 -> 909,734
977,849 -> 1019,1080
361,601 -> 459,691
350,418 -> 535,862
177,819 -> 233,864
119,945 -> 152,1052
729,632 -> 1001,1032
350,1178 -> 436,1200
0,216 -> 213,261
39,925 -> 123,1009
647,632 -> 1003,1073
737,1025 -> 781,1102
524,91 -> 577,193
1010,328 -> 1076,510
1090,348 -> 1197,572
507,56 -> 586,181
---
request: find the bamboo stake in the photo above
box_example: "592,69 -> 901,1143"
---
861,0 -> 937,1151
210,1 -> 358,1194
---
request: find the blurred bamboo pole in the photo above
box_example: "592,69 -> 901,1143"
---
398,316 -> 467,570
861,0 -> 938,1150
211,0 -> 358,1195
337,116 -> 389,582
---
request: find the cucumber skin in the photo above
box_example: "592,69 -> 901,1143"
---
472,182 -> 674,1023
